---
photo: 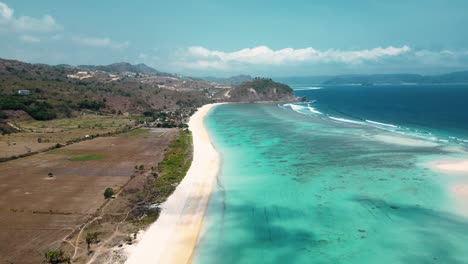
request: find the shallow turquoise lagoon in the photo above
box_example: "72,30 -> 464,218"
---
193,103 -> 468,264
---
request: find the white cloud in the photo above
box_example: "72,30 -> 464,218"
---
20,34 -> 40,43
72,36 -> 130,50
183,60 -> 230,70
0,2 -> 61,33
0,2 -> 13,21
12,15 -> 61,33
138,53 -> 148,60
181,45 -> 412,70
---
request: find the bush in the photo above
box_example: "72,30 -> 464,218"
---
44,249 -> 70,264
78,100 -> 105,111
104,187 -> 115,199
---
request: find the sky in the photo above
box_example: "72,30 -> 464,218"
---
1,0 -> 468,77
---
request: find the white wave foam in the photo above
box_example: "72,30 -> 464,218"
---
307,106 -> 322,114
282,103 -> 309,115
449,136 -> 468,143
365,120 -> 399,128
294,87 -> 323,91
329,116 -> 364,125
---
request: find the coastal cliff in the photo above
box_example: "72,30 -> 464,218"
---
227,78 -> 296,102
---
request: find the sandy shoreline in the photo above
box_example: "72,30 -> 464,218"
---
374,134 -> 439,147
425,158 -> 468,217
125,103 -> 222,264
427,159 -> 468,174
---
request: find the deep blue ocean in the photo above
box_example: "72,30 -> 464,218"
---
293,84 -> 468,145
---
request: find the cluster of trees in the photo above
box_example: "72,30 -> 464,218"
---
0,95 -> 107,121
78,100 -> 105,111
0,95 -> 57,120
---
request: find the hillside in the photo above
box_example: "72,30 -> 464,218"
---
228,78 -> 296,102
0,58 -> 214,126
203,75 -> 253,85
77,62 -> 174,76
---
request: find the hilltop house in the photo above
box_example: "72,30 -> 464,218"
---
17,90 -> 30,96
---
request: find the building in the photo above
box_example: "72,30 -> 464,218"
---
17,90 -> 31,96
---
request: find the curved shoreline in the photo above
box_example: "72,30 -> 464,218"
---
125,103 -> 222,264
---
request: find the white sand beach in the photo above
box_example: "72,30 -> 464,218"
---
125,103 -> 222,264
425,158 -> 468,217
428,159 -> 468,174
374,134 -> 439,147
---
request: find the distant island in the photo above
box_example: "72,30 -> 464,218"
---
276,70 -> 468,85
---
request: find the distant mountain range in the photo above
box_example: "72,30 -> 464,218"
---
276,71 -> 468,86
203,75 -> 253,85
76,62 -> 174,76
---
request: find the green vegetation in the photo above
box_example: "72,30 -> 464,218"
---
19,115 -> 133,130
153,130 -> 193,202
238,78 -> 293,94
85,232 -> 100,253
104,187 -> 115,199
0,58 -> 212,124
70,154 -> 106,161
44,249 -> 70,264
229,78 -> 294,102
78,99 -> 105,111
0,95 -> 57,120
131,130 -> 193,225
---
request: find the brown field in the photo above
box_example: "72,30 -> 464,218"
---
0,128 -> 177,264
0,115 -> 135,159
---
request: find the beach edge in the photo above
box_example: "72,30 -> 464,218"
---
125,103 -> 223,264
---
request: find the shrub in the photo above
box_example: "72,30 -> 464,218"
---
104,187 -> 115,199
44,249 -> 70,264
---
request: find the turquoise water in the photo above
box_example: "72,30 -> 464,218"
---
193,103 -> 468,264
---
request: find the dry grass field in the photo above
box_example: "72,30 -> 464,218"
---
0,115 -> 135,159
0,128 -> 177,264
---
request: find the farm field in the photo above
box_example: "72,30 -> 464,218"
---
0,128 -> 177,264
0,115 -> 135,159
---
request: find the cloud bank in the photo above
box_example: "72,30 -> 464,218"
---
0,2 -> 61,33
180,45 -> 412,70
72,36 -> 130,50
1,2 -> 130,52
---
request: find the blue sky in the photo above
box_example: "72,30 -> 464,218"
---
1,0 -> 468,77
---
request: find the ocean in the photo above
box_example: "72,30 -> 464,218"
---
193,84 -> 468,264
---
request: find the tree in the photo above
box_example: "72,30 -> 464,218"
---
85,232 -> 99,254
104,187 -> 114,199
44,249 -> 70,264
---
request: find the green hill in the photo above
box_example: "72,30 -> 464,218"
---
228,78 -> 296,102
